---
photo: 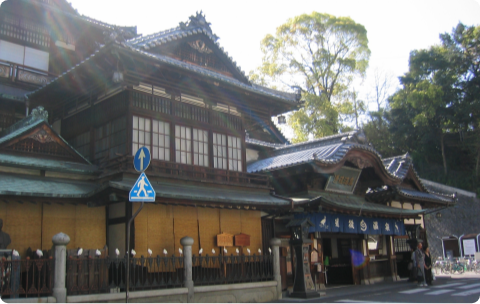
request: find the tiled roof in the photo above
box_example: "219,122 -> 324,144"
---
110,178 -> 290,207
28,42 -> 300,105
381,153 -> 428,192
0,173 -> 103,198
245,137 -> 286,149
420,179 -> 477,199
128,11 -> 248,82
122,44 -> 299,104
0,107 -> 92,165
293,191 -> 424,217
0,153 -> 97,174
381,153 -> 412,180
396,187 -> 456,205
247,130 -> 383,174
27,47 -> 104,96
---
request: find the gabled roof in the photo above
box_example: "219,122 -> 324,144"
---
0,107 -> 92,165
247,130 -> 383,174
128,11 -> 248,83
381,153 -> 428,192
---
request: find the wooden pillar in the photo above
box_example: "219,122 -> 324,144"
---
387,235 -> 398,281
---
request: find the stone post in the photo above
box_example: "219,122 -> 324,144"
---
270,238 -> 282,300
181,236 -> 194,303
52,232 -> 70,303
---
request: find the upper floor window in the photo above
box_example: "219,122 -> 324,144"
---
0,40 -> 49,71
175,125 -> 192,165
193,128 -> 209,167
213,133 -> 242,171
174,126 -> 209,167
132,115 -> 170,161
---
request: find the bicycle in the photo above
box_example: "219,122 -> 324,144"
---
451,258 -> 465,274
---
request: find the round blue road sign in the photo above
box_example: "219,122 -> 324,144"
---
133,147 -> 151,172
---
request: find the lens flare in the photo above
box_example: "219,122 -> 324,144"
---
349,249 -> 367,270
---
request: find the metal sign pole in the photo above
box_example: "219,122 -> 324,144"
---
126,201 -> 144,303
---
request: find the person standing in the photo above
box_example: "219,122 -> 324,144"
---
424,246 -> 433,285
415,242 -> 427,287
408,248 -> 417,282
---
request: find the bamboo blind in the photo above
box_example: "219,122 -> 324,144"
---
220,209 -> 241,255
173,206 -> 199,256
41,204 -> 106,252
133,204 -> 176,258
240,210 -> 262,254
197,208 -> 220,255
148,204 -> 174,257
133,202 -> 148,257
3,202 -> 42,257
75,205 -> 106,250
42,203 -> 76,250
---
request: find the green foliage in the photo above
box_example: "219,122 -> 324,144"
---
251,12 -> 370,140
365,23 -> 480,193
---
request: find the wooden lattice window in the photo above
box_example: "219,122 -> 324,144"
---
68,131 -> 91,160
1,15 -> 51,48
132,84 -> 171,115
6,138 -> 71,158
94,116 -> 126,161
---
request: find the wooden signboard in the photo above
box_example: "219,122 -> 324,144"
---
217,232 -> 234,247
234,233 -> 250,247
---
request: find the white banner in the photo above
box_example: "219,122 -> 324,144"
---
463,239 -> 476,256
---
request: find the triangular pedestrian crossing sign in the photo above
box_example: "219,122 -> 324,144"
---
129,172 -> 156,202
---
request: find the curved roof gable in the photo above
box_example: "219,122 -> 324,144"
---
128,11 -> 249,84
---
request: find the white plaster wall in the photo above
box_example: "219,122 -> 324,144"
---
246,148 -> 259,164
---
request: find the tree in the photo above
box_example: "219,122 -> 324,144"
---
251,12 -> 370,141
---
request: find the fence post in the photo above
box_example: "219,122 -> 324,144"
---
52,232 -> 70,303
181,236 -> 194,303
270,238 -> 282,300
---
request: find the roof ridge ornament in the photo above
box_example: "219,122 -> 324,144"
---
179,11 -> 219,42
30,106 -> 49,122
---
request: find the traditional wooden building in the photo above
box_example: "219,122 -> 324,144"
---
0,2 -> 459,299
246,131 -> 456,287
1,10 -> 302,263
0,0 -> 136,132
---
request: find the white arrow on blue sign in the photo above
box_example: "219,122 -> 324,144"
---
129,172 -> 156,202
134,147 -> 151,172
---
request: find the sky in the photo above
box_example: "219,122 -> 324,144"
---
4,0 -> 480,128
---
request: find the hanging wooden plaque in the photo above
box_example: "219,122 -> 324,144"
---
217,232 -> 234,247
234,233 -> 250,247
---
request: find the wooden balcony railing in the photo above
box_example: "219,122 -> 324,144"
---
101,155 -> 269,187
0,60 -> 56,86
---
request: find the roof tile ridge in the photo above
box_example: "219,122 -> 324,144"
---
130,26 -> 182,44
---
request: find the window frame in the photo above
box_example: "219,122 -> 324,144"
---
132,114 -> 171,162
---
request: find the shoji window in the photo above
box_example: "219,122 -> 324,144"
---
175,125 -> 192,165
193,128 -> 209,167
213,133 -> 227,170
132,116 -> 170,161
228,135 -> 242,172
